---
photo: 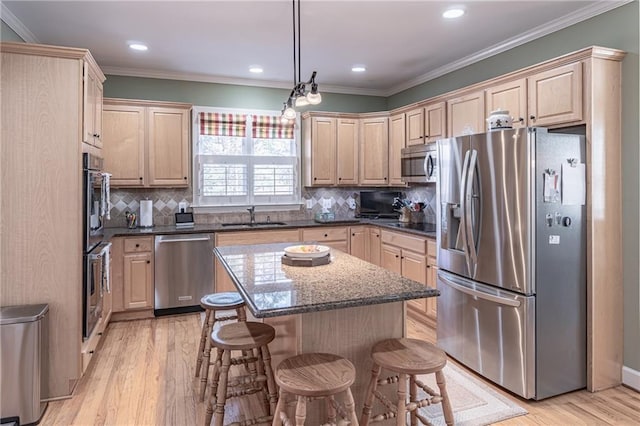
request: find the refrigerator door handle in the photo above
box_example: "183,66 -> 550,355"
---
465,149 -> 479,276
459,150 -> 472,273
439,273 -> 521,307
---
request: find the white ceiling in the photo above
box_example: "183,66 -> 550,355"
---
1,1 -> 628,96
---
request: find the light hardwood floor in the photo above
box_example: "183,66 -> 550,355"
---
42,313 -> 640,425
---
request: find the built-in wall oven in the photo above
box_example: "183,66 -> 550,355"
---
401,143 -> 437,183
82,153 -> 111,339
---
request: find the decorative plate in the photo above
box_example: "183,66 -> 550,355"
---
283,244 -> 331,259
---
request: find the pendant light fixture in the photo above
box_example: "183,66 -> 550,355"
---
280,0 -> 321,122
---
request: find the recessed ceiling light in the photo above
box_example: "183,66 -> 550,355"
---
352,66 -> 366,73
249,66 -> 264,73
128,43 -> 148,51
443,8 -> 465,19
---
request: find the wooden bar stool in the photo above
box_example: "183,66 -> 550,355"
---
272,353 -> 359,426
361,338 -> 454,426
204,321 -> 278,426
196,292 -> 246,401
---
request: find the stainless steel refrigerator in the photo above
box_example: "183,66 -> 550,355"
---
436,127 -> 587,400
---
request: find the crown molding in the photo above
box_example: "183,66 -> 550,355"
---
385,0 -> 632,96
101,66 -> 387,97
0,2 -> 39,43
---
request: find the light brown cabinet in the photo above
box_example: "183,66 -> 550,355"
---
388,113 -> 406,186
303,115 -> 358,186
1,42 -> 108,397
447,90 -> 485,137
424,101 -> 447,143
368,227 -> 382,266
103,98 -> 191,188
349,226 -> 368,261
336,118 -> 359,185
83,61 -> 105,148
359,116 -> 389,186
121,237 -> 154,310
302,227 -> 349,252
406,108 -> 424,146
485,78 -> 527,129
527,61 -> 583,127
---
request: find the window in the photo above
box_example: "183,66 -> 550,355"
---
193,107 -> 301,209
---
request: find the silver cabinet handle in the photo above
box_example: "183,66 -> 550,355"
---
158,237 -> 210,243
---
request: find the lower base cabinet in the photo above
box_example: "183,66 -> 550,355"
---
111,236 -> 155,314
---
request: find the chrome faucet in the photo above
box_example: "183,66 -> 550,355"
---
247,206 -> 256,224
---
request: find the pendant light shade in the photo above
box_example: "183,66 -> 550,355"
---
280,0 -> 321,122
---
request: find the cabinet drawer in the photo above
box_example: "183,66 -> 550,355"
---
216,229 -> 300,246
381,230 -> 427,254
427,238 -> 437,258
123,237 -> 153,253
302,227 -> 348,242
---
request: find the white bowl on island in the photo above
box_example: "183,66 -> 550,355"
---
284,244 -> 330,259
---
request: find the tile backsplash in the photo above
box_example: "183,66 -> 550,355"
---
107,185 -> 436,227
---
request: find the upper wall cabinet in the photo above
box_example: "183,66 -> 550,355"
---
485,78 -> 527,129
336,118 -> 359,185
527,61 -> 582,127
83,61 -> 105,149
388,113 -> 406,186
406,108 -> 424,146
359,116 -> 389,186
302,115 -> 358,186
424,101 -> 446,143
103,99 -> 191,188
447,90 -> 485,137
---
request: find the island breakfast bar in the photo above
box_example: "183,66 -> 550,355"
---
214,242 -> 439,417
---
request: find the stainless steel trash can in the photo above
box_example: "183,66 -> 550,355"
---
1,304 -> 49,425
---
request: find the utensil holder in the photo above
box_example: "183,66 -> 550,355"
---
409,211 -> 425,224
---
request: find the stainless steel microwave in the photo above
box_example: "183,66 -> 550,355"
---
401,143 -> 437,183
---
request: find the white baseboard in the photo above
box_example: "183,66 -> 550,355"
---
622,366 -> 640,391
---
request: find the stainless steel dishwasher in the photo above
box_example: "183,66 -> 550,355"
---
154,233 -> 214,316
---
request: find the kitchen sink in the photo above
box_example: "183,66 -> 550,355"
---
221,222 -> 288,227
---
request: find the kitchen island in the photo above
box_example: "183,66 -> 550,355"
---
214,242 -> 439,418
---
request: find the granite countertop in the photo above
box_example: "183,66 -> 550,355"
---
104,218 -> 436,239
214,242 -> 439,318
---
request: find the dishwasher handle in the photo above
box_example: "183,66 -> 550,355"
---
156,235 -> 211,243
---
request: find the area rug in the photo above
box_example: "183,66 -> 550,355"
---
415,362 -> 528,426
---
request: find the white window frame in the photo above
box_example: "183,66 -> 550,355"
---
192,106 -> 302,213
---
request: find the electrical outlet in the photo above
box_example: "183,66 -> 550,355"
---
306,199 -> 313,209
322,198 -> 332,209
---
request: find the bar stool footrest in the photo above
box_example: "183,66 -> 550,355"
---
228,414 -> 273,426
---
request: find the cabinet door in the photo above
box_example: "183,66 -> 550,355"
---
123,252 -> 153,310
486,78 -> 527,128
336,118 -> 359,185
369,227 -> 381,266
388,113 -> 406,186
349,227 -> 368,261
310,117 -> 336,185
147,107 -> 190,187
425,101 -> 446,143
528,62 -> 583,127
406,108 -> 424,146
447,90 -> 485,137
381,244 -> 402,274
401,250 -> 427,285
359,117 -> 389,186
93,81 -> 104,149
103,105 -> 146,186
83,62 -> 96,145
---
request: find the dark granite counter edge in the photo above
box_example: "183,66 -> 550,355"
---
105,219 -> 436,240
213,246 -> 439,318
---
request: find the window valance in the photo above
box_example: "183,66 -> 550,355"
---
252,115 -> 294,139
199,112 -> 247,136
